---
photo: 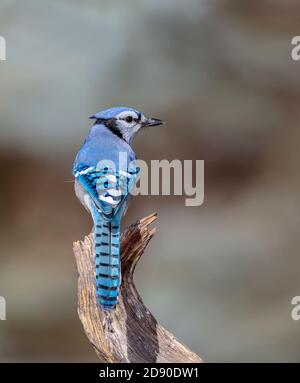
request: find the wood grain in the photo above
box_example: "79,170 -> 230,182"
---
73,213 -> 202,363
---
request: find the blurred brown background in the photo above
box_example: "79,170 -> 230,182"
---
1,0 -> 300,362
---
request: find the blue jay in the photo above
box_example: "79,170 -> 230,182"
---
73,107 -> 163,310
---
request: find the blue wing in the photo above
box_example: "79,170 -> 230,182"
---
74,164 -> 140,219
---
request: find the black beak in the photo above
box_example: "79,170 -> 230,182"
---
143,117 -> 164,127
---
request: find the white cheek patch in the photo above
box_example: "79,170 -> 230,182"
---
131,125 -> 140,134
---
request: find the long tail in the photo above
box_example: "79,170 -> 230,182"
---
94,214 -> 121,310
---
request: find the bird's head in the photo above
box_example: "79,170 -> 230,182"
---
90,107 -> 164,144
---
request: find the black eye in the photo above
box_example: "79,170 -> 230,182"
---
126,116 -> 133,123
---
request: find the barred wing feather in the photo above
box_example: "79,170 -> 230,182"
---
75,165 -> 140,218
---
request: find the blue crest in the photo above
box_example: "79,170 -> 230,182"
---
90,106 -> 139,120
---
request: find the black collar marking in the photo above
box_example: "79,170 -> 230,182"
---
95,118 -> 124,141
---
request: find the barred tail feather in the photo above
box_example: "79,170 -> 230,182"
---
94,216 -> 121,310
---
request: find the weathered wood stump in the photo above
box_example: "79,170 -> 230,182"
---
73,213 -> 202,363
